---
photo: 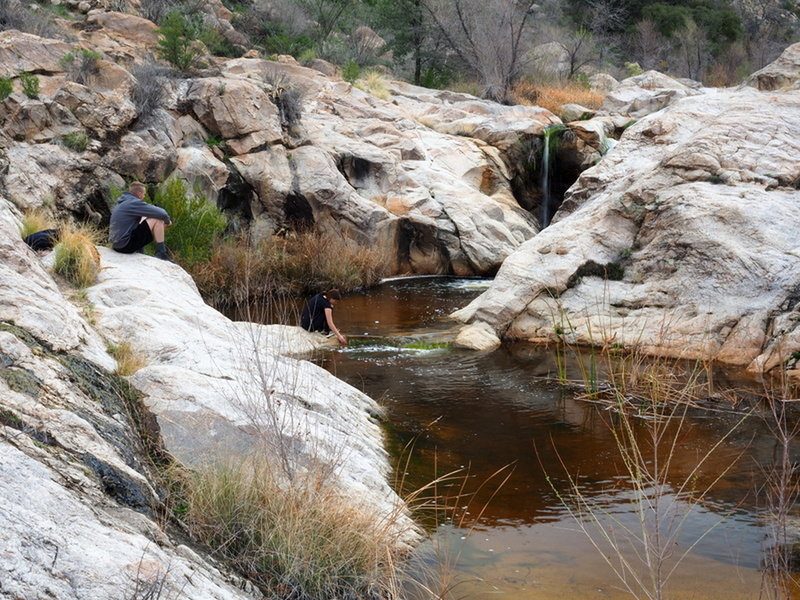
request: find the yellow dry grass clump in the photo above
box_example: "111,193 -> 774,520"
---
52,222 -> 101,288
355,70 -> 391,101
108,341 -> 147,376
183,458 -> 406,600
18,209 -> 52,239
511,80 -> 605,118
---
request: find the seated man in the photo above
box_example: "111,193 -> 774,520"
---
109,182 -> 172,260
300,289 -> 347,345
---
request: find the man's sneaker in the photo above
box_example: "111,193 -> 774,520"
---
154,248 -> 174,262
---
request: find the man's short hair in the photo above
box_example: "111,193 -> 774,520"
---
325,289 -> 342,300
130,182 -> 146,197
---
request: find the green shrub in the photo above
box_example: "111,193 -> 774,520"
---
298,48 -> 317,65
0,76 -> 12,101
19,71 -> 39,99
61,130 -> 89,152
342,60 -> 361,83
624,62 -> 644,77
151,178 -> 227,265
156,13 -> 198,71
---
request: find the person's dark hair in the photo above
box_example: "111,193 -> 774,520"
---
325,289 -> 342,300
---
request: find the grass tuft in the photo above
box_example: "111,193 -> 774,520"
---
108,341 -> 147,376
18,209 -> 53,239
52,222 -> 101,288
183,458 -> 403,600
355,70 -> 391,101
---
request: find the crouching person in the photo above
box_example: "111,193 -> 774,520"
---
109,182 -> 173,260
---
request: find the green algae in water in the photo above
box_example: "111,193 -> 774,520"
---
402,341 -> 452,350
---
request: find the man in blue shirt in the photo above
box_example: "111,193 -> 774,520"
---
109,182 -> 173,260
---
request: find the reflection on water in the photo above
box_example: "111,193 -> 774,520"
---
308,277 -> 800,599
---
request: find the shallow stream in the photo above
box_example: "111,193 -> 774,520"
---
309,277 -> 800,599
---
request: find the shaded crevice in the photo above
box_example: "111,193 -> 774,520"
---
217,166 -> 255,232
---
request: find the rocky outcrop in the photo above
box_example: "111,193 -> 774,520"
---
600,70 -> 703,118
746,42 -> 800,91
453,67 -> 800,371
87,247 -> 410,522
0,199 -> 257,599
0,25 -> 559,276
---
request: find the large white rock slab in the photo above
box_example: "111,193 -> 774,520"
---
454,80 -> 800,371
88,248 -> 412,527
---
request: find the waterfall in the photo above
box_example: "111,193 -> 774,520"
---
539,124 -> 566,228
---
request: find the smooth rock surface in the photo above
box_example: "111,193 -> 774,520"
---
454,83 -> 800,371
88,248 -> 412,528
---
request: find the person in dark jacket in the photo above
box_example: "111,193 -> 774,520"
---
300,289 -> 347,345
109,182 -> 173,260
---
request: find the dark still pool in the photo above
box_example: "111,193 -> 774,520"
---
311,277 -> 800,600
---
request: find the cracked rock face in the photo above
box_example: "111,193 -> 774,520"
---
453,54 -> 800,371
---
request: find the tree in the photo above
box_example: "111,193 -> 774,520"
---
421,0 -> 538,102
373,0 -> 427,84
156,12 -> 198,71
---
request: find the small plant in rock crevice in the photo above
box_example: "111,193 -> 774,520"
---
0,76 -> 12,100
61,130 -> 89,152
108,341 -> 147,377
60,48 -> 103,85
19,71 -> 39,99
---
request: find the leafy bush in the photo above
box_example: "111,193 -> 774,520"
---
156,13 -> 199,71
0,76 -> 11,101
342,60 -> 360,83
19,71 -> 39,99
624,61 -> 644,77
52,223 -> 101,288
61,130 -> 89,152
151,178 -> 227,265
191,230 -> 390,310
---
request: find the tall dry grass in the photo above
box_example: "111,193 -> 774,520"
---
52,222 -> 102,288
511,80 -> 605,118
183,457 -> 404,600
191,231 -> 390,311
18,209 -> 53,239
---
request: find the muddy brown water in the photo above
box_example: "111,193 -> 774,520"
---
299,277 -> 800,599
